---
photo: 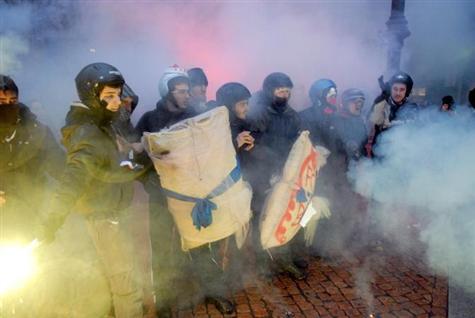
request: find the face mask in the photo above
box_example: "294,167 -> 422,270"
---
326,87 -> 337,106
272,96 -> 288,112
0,103 -> 20,125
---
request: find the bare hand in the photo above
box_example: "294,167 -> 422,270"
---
236,131 -> 254,150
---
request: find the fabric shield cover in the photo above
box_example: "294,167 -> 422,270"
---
143,107 -> 252,251
260,131 -> 327,249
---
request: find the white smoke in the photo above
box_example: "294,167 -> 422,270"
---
0,32 -> 29,74
349,107 -> 475,292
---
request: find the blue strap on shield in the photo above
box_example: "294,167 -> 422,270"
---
162,162 -> 241,230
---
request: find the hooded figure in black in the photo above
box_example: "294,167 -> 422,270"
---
366,71 -> 418,157
300,78 -> 338,150
248,72 -> 307,280
0,74 -> 64,243
216,82 -> 255,178
37,63 -> 145,318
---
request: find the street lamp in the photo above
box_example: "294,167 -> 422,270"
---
386,0 -> 411,75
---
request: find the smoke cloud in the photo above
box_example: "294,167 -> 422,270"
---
1,0 -> 475,314
349,107 -> 475,292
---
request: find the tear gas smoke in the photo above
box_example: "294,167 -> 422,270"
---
349,107 -> 475,293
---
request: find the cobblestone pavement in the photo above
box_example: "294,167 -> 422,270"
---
174,246 -> 448,318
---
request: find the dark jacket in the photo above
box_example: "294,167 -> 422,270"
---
135,100 -> 198,197
136,99 -> 198,135
0,104 -> 64,240
333,110 -> 368,163
229,113 -> 258,183
299,103 -> 338,151
248,91 -> 301,191
42,103 -> 143,233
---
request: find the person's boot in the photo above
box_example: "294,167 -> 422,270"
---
205,296 -> 235,314
277,259 -> 307,280
156,306 -> 172,318
293,256 -> 309,269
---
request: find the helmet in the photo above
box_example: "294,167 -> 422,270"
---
75,62 -> 125,109
0,75 -> 19,96
158,65 -> 189,98
341,88 -> 365,105
389,71 -> 413,97
216,82 -> 251,110
441,95 -> 454,106
187,67 -> 208,87
262,72 -> 293,98
309,79 -> 336,104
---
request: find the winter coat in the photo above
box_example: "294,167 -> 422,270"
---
135,100 -> 198,198
299,103 -> 338,151
333,111 -> 368,162
228,113 -> 258,184
0,104 -> 64,240
41,103 -> 143,234
136,99 -> 198,135
247,91 -> 301,192
367,98 -> 418,152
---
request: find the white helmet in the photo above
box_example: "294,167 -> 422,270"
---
158,65 -> 188,98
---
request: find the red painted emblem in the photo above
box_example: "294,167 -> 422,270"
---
274,147 -> 319,244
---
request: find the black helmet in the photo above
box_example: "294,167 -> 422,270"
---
341,88 -> 365,105
389,71 -> 413,97
0,75 -> 19,96
262,72 -> 293,98
75,62 -> 125,109
187,67 -> 208,87
441,95 -> 454,106
216,82 -> 251,110
309,79 -> 336,104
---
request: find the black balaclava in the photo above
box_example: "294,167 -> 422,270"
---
262,72 -> 293,113
0,75 -> 20,126
0,104 -> 20,126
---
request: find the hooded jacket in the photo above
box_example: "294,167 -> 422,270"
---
41,102 -> 143,234
0,104 -> 64,240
